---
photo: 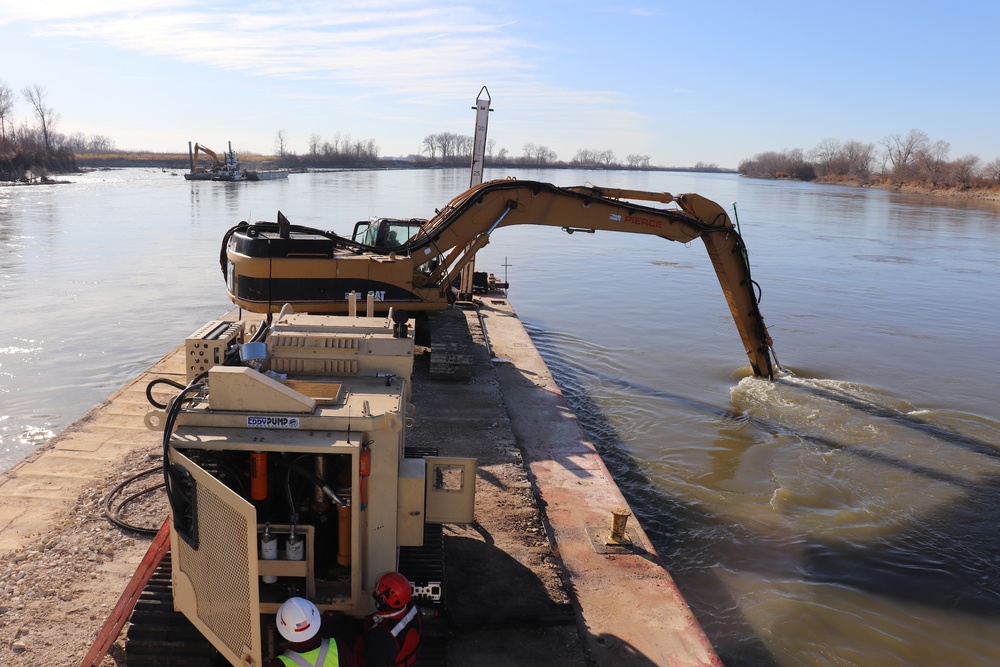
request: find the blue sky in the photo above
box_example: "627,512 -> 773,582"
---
1,0 -> 996,169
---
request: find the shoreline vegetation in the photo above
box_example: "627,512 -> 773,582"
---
737,129 -> 1000,202
7,151 -> 1000,202
3,141 -> 999,203
0,147 -> 739,185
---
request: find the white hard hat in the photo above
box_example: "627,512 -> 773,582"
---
276,597 -> 321,643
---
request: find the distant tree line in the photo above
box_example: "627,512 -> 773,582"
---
297,130 -> 382,166
0,78 -> 718,180
418,131 -> 660,170
739,129 -> 1000,189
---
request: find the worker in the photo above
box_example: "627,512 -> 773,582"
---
268,597 -> 358,667
355,571 -> 422,667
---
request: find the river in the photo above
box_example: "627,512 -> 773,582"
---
2,167 -> 998,666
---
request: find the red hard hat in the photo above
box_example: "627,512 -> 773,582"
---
373,571 -> 411,611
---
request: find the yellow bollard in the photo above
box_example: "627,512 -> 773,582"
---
607,508 -> 632,545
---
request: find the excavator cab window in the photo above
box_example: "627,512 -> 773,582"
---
352,220 -> 380,246
352,219 -> 425,250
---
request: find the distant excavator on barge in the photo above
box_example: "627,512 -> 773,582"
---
185,140 -> 289,182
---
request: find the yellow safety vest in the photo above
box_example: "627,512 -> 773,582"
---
277,638 -> 341,667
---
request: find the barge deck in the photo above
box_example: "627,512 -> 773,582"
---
0,297 -> 719,666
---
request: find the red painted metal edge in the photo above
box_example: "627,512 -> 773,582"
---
79,516 -> 171,667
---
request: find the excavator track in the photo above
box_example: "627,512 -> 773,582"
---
126,550 -> 447,667
125,553 -> 224,667
426,308 -> 477,380
126,489 -> 448,666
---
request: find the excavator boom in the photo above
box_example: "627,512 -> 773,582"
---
192,143 -> 222,170
222,179 -> 775,377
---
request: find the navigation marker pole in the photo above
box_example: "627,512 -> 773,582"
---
459,86 -> 494,300
469,86 -> 492,188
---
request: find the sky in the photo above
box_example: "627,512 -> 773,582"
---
1,0 -> 997,169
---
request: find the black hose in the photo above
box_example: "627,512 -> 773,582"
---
248,318 -> 269,343
219,221 -> 249,276
102,466 -> 164,535
161,372 -> 209,530
272,455 -> 345,506
219,220 -> 357,278
145,377 -> 188,409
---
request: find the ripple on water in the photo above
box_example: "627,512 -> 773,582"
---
854,254 -> 913,263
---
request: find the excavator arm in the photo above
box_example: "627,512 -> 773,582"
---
403,180 -> 774,377
222,178 -> 775,377
192,143 -> 222,171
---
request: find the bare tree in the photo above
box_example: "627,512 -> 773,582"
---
439,132 -> 465,160
307,133 -> 322,155
274,129 -> 289,156
914,139 -> 950,184
738,149 -> 815,180
881,128 -> 928,178
65,131 -> 88,151
435,133 -> 451,159
572,148 -> 627,167
809,137 -> 843,176
950,154 -> 980,188
0,81 -> 14,144
984,157 -> 1000,183
422,134 -> 438,160
364,138 -> 380,162
521,142 -> 537,164
841,140 -> 875,178
89,134 -> 116,153
458,135 -> 473,159
536,146 -> 557,165
572,149 -> 597,166
626,154 -> 651,168
21,84 -> 58,151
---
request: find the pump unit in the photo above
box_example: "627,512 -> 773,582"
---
145,308 -> 475,667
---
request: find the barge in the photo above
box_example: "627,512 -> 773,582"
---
0,295 -> 721,666
184,140 -> 290,182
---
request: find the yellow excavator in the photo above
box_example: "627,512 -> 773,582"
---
191,143 -> 223,170
221,178 -> 775,378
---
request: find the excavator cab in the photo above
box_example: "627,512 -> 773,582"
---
351,218 -> 442,279
351,218 -> 425,249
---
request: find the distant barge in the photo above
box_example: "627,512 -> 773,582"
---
184,140 -> 289,182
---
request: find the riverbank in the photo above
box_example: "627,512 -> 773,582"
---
14,154 -> 1000,204
815,175 -> 1000,201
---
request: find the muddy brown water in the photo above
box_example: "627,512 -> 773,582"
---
2,167 -> 998,666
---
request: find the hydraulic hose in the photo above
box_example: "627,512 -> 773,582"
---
160,371 -> 209,537
272,455 -> 347,507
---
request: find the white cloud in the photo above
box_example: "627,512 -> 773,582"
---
31,4 -> 524,79
17,2 -> 642,124
0,0 -> 195,24
3,1 -> 667,161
